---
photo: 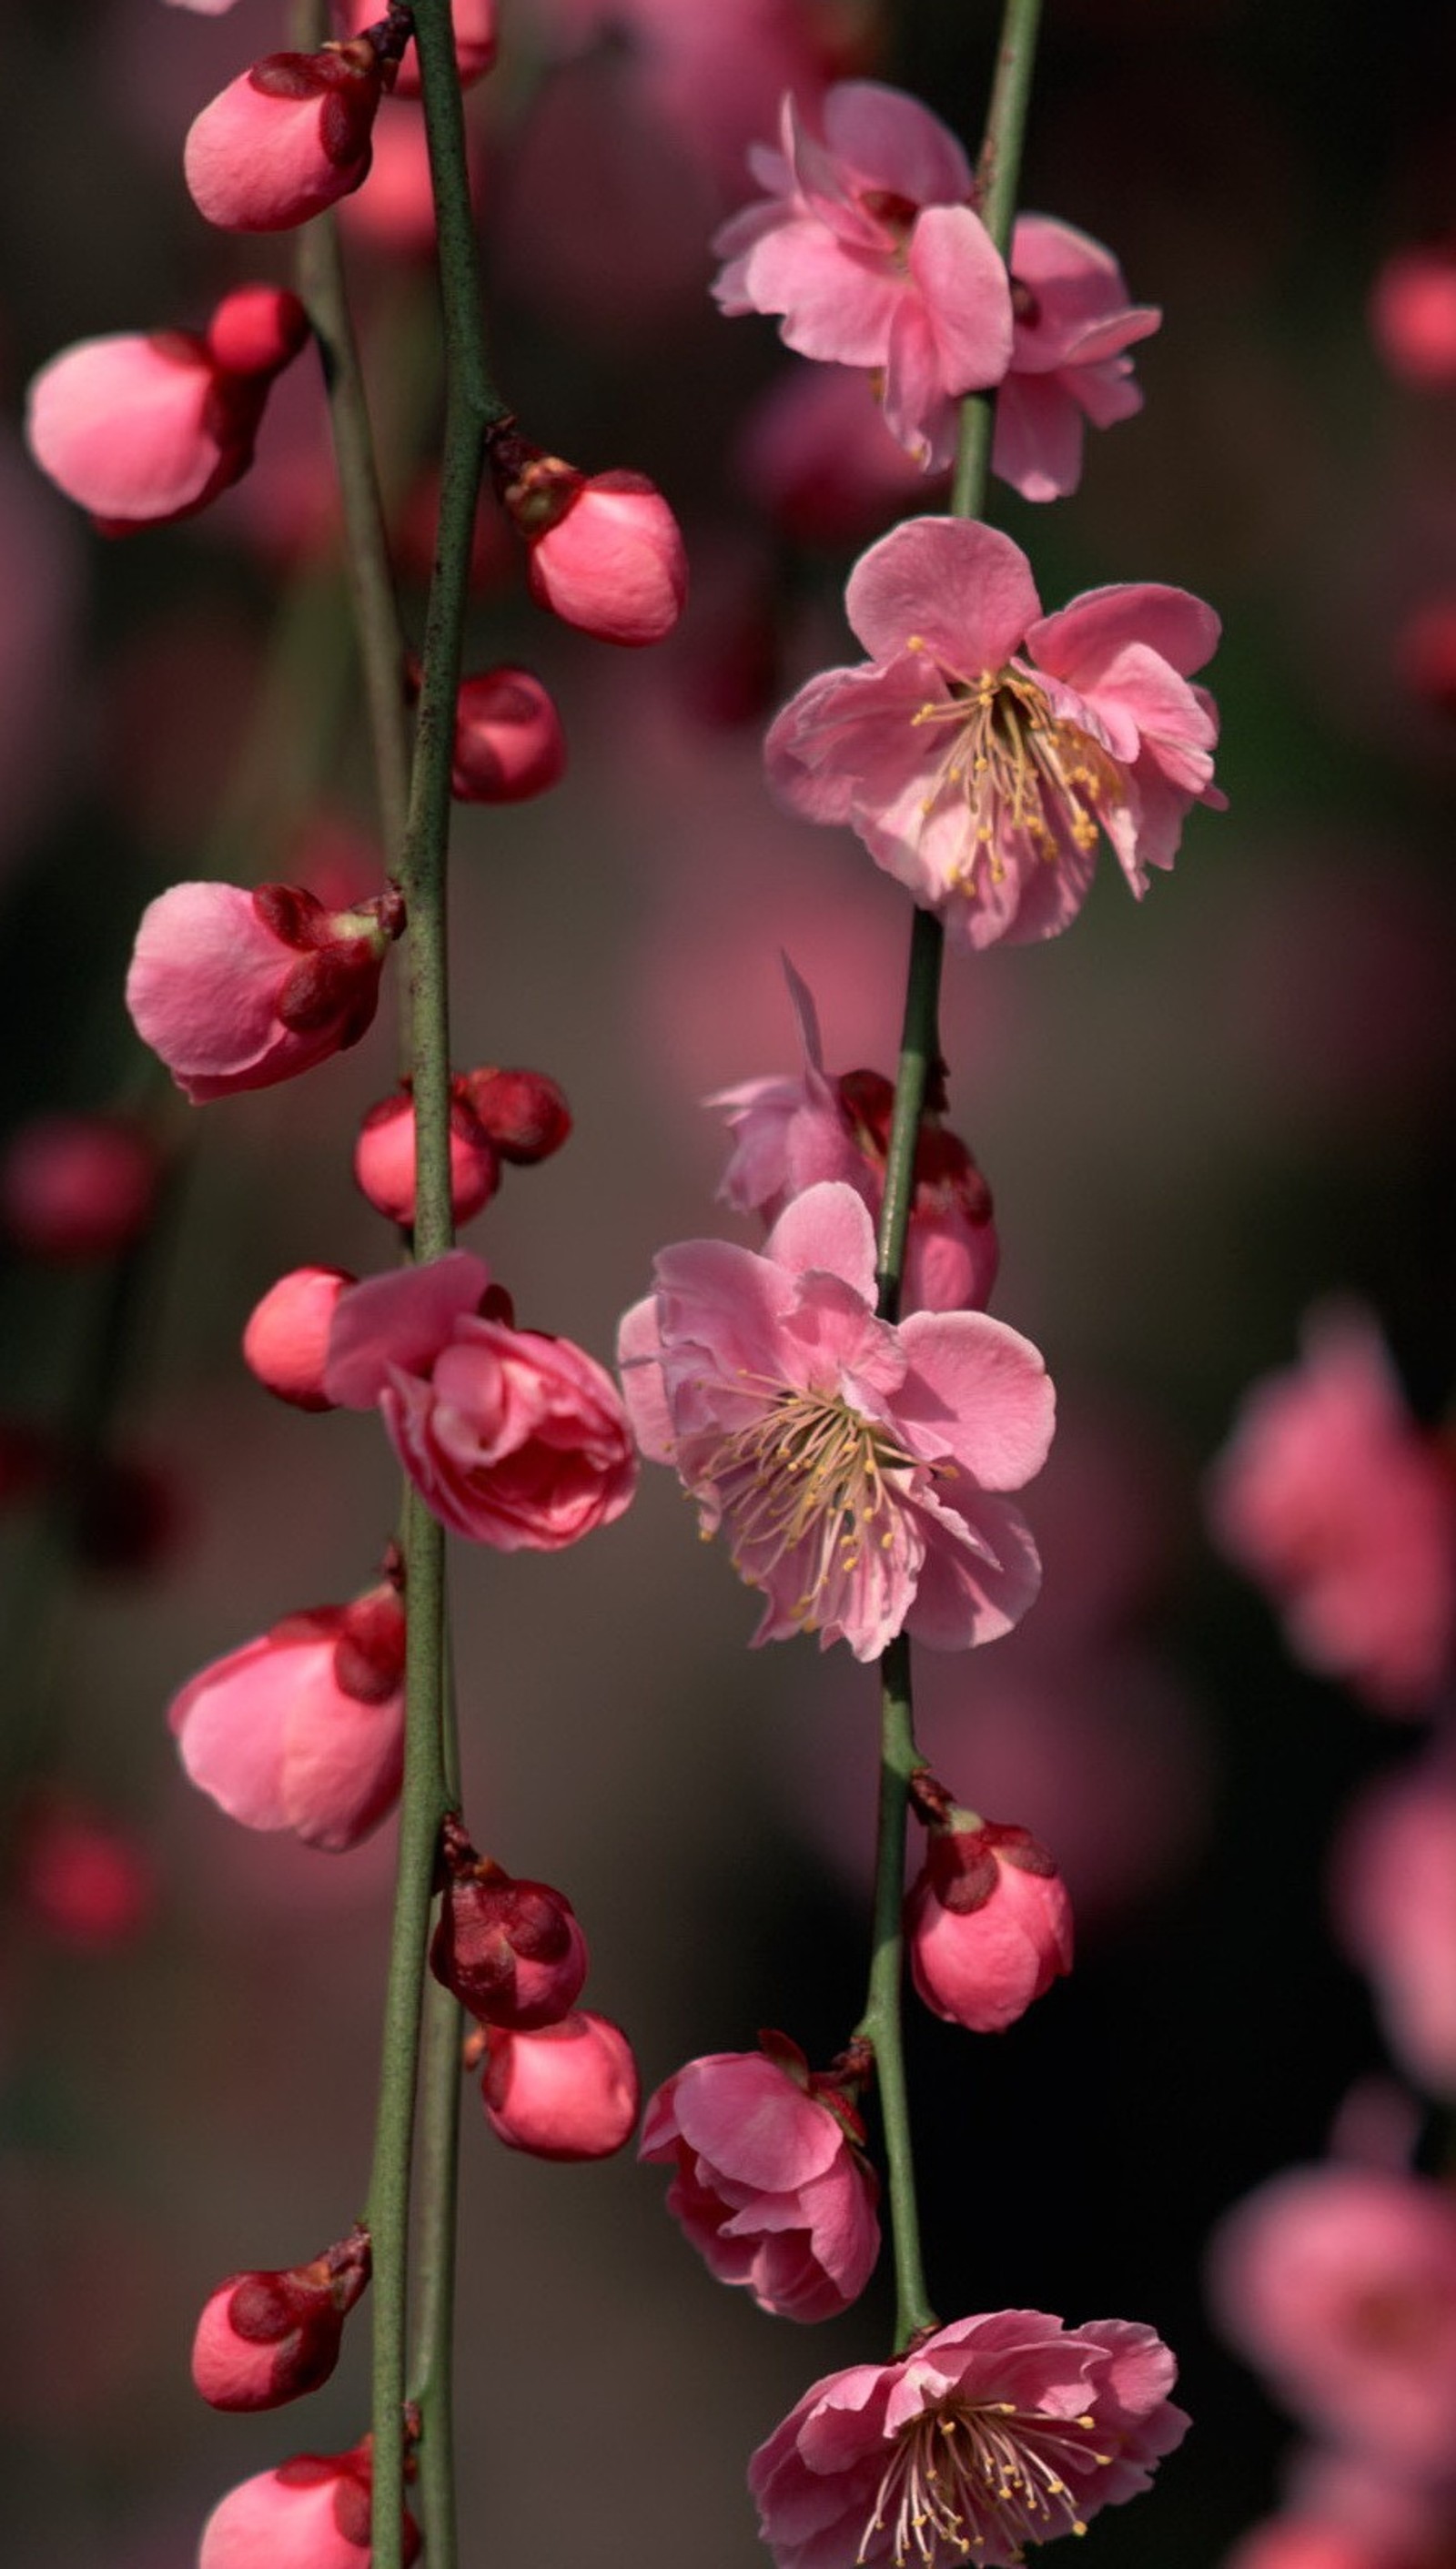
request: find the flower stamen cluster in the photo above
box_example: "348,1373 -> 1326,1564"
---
699,1382 -> 923,1633
862,2398 -> 1106,2564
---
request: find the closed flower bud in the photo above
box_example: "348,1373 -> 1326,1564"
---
198,2437 -> 420,2568
431,1818 -> 588,2029
243,1265 -> 356,1411
0,1113 -> 160,1261
905,1794 -> 1073,2033
191,2225 -> 370,2411
480,2010 -> 639,2159
459,1066 -> 571,1165
186,45 -> 387,233
500,451 -> 687,646
353,1079 -> 500,1229
451,667 -> 567,802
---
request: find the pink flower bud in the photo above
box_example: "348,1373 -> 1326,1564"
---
504,456 -> 687,645
905,1798 -> 1073,2033
431,1819 -> 588,2029
243,1266 -> 356,1411
126,880 -> 400,1102
480,2010 -> 639,2159
0,1113 -> 160,1261
451,667 -> 567,802
459,1066 -> 571,1165
198,2437 -> 420,2568
641,2034 -> 880,2321
25,288 -> 308,531
192,2226 -> 370,2411
16,1800 -> 155,1950
169,1583 -> 406,1851
185,46 -> 385,234
353,1081 -> 500,1228
337,0 -> 499,96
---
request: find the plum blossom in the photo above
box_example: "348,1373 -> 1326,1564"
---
905,1795 -> 1074,2033
1207,2162 -> 1456,2483
498,451 -> 688,646
994,215 -> 1160,502
198,2439 -> 419,2568
751,2309 -> 1188,2569
324,1249 -> 637,1549
191,2228 -> 370,2412
713,82 -> 1012,471
765,516 -> 1223,950
616,1180 -> 1053,1661
710,959 -> 998,1311
640,2034 -> 880,2321
1207,1303 -> 1456,1716
126,880 -> 400,1102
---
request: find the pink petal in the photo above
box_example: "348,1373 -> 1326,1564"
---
991,371 -> 1088,503
126,883 -> 286,1080
616,1295 -> 676,1463
905,1490 -> 1042,1648
672,2056 -> 843,2190
821,82 -> 972,206
175,1641 -> 323,1831
323,1251 -> 490,1409
880,295 -> 950,466
845,516 -> 1041,674
1029,582 -> 1220,685
764,1180 -> 879,1301
741,221 -> 904,367
895,1310 -> 1055,1490
906,206 -> 1014,395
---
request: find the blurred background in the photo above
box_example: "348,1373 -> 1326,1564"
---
2,0 -> 1455,2561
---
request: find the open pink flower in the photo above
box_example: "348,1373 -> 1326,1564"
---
617,1180 -> 1052,1661
752,2309 -> 1188,2569
710,960 -> 998,1312
713,82 -> 1012,470
198,2438 -> 419,2568
169,1583 -> 406,1851
765,515 -> 1222,949
640,2033 -> 880,2321
25,286 -> 308,531
126,880 -> 400,1102
995,215 -> 1160,502
1207,1304 -> 1456,1716
1208,2164 -> 1456,2483
324,1249 -> 637,1550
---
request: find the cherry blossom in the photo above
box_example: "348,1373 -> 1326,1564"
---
1208,1303 -> 1456,1716
323,1249 -> 637,1549
751,2309 -> 1188,2569
191,2228 -> 370,2411
126,880 -> 400,1102
765,516 -> 1222,949
616,1179 -> 1053,1661
640,2034 -> 879,2321
713,82 -> 1012,470
995,215 -> 1160,502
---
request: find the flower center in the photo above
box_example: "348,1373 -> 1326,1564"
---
703,1387 -> 916,1631
907,658 -> 1122,893
861,2401 -> 1110,2567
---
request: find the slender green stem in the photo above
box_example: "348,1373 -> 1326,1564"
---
862,0 -> 1046,2356
363,8 -> 511,2563
292,0 -> 413,864
952,0 -> 1046,519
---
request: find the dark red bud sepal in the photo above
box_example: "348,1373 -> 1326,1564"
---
460,1067 -> 572,1165
905,1779 -> 1073,2034
430,1815 -> 589,2030
191,2225 -> 370,2410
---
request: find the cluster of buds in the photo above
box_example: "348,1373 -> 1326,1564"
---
432,1816 -> 639,2160
351,1063 -> 572,1229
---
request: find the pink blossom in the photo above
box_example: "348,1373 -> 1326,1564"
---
765,516 -> 1222,949
0,1113 -> 159,1261
616,1179 -> 1053,1661
430,1818 -> 589,2029
994,215 -> 1160,502
480,2009 -> 640,2158
713,82 -> 1012,471
1331,1757 -> 1456,2097
1207,2162 -> 1456,2482
191,2227 -> 369,2412
335,0 -> 499,94
126,880 -> 400,1102
25,287 -> 308,531
243,1266 -> 356,1411
1207,1304 -> 1456,1716
323,1249 -> 638,1550
500,452 -> 688,645
185,44 -> 385,233
169,1583 -> 406,1851
452,667 -> 568,802
710,959 -> 998,1312
197,2439 -> 420,2568
1370,241 -> 1456,389
905,1798 -> 1073,2033
640,2033 -> 879,2321
353,1081 -> 500,1228
751,2309 -> 1188,2569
